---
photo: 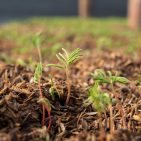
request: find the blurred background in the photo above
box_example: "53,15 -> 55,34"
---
0,0 -> 141,65
0,0 -> 127,21
0,0 -> 140,29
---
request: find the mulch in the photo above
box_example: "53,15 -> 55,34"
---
0,46 -> 141,141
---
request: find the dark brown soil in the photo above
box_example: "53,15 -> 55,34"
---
0,39 -> 141,141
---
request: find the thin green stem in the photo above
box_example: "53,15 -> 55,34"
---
37,45 -> 42,64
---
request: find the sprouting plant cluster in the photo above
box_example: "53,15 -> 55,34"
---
31,32 -> 131,133
86,69 -> 129,112
32,33 -> 52,130
47,48 -> 82,104
91,69 -> 129,85
32,32 -> 82,130
84,81 -> 111,113
84,69 -> 129,132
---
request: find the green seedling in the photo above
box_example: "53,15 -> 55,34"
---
49,78 -> 55,99
33,33 -> 51,130
34,63 -> 52,130
85,81 -> 111,113
38,97 -> 52,131
91,69 -> 129,131
47,48 -> 82,104
34,63 -> 42,84
32,32 -> 43,63
49,75 -> 56,100
34,63 -> 45,126
91,69 -> 129,85
84,81 -> 111,138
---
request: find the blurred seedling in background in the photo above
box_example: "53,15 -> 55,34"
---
33,33 -> 52,130
47,48 -> 82,105
91,69 -> 129,86
84,81 -> 111,113
0,53 -> 14,64
84,81 -> 111,139
91,69 -> 129,131
32,32 -> 43,63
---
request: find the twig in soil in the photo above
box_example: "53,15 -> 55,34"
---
76,109 -> 86,128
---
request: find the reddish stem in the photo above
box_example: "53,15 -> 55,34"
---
42,105 -> 45,126
38,79 -> 42,97
38,79 -> 52,129
38,79 -> 45,126
44,105 -> 52,131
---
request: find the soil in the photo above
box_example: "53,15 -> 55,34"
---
0,37 -> 141,141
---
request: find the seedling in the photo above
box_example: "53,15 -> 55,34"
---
91,69 -> 129,85
84,81 -> 111,139
34,63 -> 45,125
33,33 -> 51,130
85,81 -> 111,113
32,32 -> 43,63
91,69 -> 129,131
47,48 -> 82,104
49,75 -> 60,100
49,77 -> 55,100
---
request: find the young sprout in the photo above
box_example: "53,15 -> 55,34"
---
49,75 -> 56,100
34,63 -> 42,84
84,81 -> 111,137
34,63 -> 45,126
48,75 -> 61,100
47,48 -> 82,104
32,32 -> 43,63
85,81 -> 111,113
38,97 -> 52,131
33,33 -> 51,130
91,69 -> 129,85
91,69 -> 129,131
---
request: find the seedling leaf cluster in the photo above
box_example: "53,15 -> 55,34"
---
91,69 -> 129,84
47,48 -> 82,104
85,81 -> 111,113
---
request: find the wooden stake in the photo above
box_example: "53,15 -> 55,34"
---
78,0 -> 90,17
128,0 -> 141,29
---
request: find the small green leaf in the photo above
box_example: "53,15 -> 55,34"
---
34,63 -> 42,83
56,54 -> 66,65
91,69 -> 129,84
38,97 -> 51,112
62,48 -> 69,58
111,76 -> 129,84
47,64 -> 64,69
85,81 -> 111,113
91,69 -> 110,83
47,48 -> 82,71
49,87 -> 55,97
67,48 -> 82,65
32,32 -> 42,48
